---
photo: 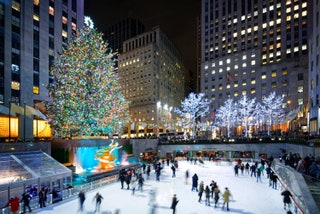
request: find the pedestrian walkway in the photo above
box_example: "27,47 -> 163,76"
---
33,160 -> 286,214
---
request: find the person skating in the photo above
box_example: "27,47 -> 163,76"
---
21,192 -> 32,213
204,185 -> 211,206
119,170 -> 126,189
198,181 -> 204,202
222,187 -> 232,211
191,173 -> 199,191
171,194 -> 179,214
214,185 -> 221,208
281,189 -> 293,210
93,192 -> 103,213
78,190 -> 85,212
171,164 -> 176,177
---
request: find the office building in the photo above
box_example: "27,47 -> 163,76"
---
308,0 -> 320,134
200,0 -> 310,133
0,0 -> 84,141
118,26 -> 185,137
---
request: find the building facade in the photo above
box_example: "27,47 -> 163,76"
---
0,0 -> 84,141
200,0 -> 310,134
309,0 -> 320,134
118,26 -> 185,137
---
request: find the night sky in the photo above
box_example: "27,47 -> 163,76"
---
84,0 -> 201,73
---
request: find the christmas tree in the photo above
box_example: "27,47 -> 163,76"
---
46,19 -> 130,138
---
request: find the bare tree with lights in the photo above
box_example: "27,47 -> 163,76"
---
262,92 -> 284,136
215,98 -> 237,138
46,17 -> 130,138
237,95 -> 256,138
174,93 -> 211,139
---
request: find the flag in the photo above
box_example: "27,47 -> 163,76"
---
0,105 -> 16,116
11,103 -> 24,114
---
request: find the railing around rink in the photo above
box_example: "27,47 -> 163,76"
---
272,160 -> 319,214
0,175 -> 118,214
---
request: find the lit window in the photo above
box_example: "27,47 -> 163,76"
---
234,91 -> 239,97
34,0 -> 40,5
219,68 -> 223,73
272,82 -> 277,88
62,30 -> 67,38
282,70 -> 288,76
62,16 -> 68,25
219,85 -> 223,90
242,62 -> 247,67
269,20 -> 274,26
242,90 -> 246,95
226,59 -> 231,64
254,26 -> 258,31
211,62 -> 215,67
286,49 -> 291,54
302,10 -> 307,16
302,45 -> 307,50
11,81 -> 20,90
298,86 -> 303,93
226,84 -> 230,89
294,13 -> 299,19
302,2 -> 307,8
204,65 -> 208,69
261,73 -> 266,79
242,55 -> 247,60
286,8 -> 291,13
212,70 -> 216,74
219,60 -> 223,65
262,23 -> 267,28
33,86 -> 39,94
298,98 -> 303,105
234,82 -> 239,87
251,79 -> 256,84
227,66 -> 230,71
12,1 -> 20,11
251,88 -> 256,94
33,14 -> 40,21
272,71 -> 277,77
72,22 -> 76,31
251,60 -> 256,65
276,18 -> 281,24
294,5 -> 299,11
286,16 -> 291,21
49,6 -> 54,16
234,65 -> 238,69
294,46 -> 299,52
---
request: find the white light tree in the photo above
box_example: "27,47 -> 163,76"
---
215,98 -> 237,138
252,102 -> 266,134
174,92 -> 211,139
262,92 -> 284,136
237,95 -> 256,137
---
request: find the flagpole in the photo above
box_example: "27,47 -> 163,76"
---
24,101 -> 26,142
9,99 -> 11,141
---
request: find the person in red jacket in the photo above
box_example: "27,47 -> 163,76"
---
4,196 -> 20,214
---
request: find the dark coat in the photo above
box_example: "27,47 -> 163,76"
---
192,174 -> 198,187
281,190 -> 292,204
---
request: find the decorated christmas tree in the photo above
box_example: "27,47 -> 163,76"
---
46,18 -> 130,138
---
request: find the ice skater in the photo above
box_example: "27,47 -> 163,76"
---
93,192 -> 103,213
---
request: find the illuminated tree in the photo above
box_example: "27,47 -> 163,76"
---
46,20 -> 130,138
174,92 -> 211,138
237,95 -> 256,137
215,98 -> 237,138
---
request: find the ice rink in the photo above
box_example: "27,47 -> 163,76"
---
32,160 -> 288,214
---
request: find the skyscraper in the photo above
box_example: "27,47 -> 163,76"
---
118,26 -> 185,137
308,0 -> 320,134
200,0 -> 310,133
0,0 -> 84,141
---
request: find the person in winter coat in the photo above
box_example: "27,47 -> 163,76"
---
38,187 -> 46,208
198,181 -> 204,202
137,173 -> 144,191
4,196 -> 20,214
131,175 -> 137,195
21,192 -> 32,213
191,173 -> 199,191
78,190 -> 85,212
222,187 -> 232,211
214,185 -> 221,208
204,185 -> 211,206
119,170 -> 126,189
171,194 -> 179,214
93,192 -> 103,213
171,165 -> 176,177
281,189 -> 293,210
125,172 -> 131,189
